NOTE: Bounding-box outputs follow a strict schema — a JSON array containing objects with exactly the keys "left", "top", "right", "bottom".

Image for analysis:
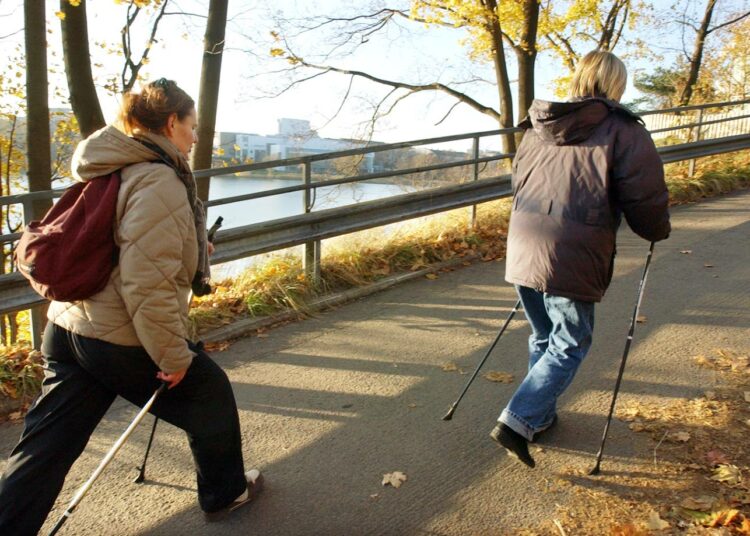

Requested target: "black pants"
[{"left": 0, "top": 323, "right": 247, "bottom": 536}]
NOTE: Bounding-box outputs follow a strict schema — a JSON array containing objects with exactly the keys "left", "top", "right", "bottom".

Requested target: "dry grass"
[{"left": 518, "top": 348, "right": 750, "bottom": 535}]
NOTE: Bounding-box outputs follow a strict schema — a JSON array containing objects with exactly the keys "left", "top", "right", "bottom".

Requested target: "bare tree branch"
[
  {"left": 291, "top": 58, "right": 501, "bottom": 122},
  {"left": 315, "top": 74, "right": 355, "bottom": 131},
  {"left": 0, "top": 28, "right": 22, "bottom": 39},
  {"left": 434, "top": 100, "right": 462, "bottom": 126},
  {"left": 707, "top": 10, "right": 750, "bottom": 34},
  {"left": 121, "top": 0, "right": 169, "bottom": 93}
]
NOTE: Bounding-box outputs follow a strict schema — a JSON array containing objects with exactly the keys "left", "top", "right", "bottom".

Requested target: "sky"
[{"left": 1, "top": 0, "right": 747, "bottom": 152}]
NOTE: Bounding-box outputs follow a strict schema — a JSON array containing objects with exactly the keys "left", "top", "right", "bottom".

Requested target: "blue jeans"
[{"left": 498, "top": 286, "right": 595, "bottom": 441}]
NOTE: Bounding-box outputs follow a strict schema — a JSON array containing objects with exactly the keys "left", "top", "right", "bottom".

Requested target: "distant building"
[{"left": 213, "top": 118, "right": 375, "bottom": 173}]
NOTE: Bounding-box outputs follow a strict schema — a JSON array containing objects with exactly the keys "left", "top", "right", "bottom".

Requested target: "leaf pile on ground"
[
  {"left": 517, "top": 347, "right": 750, "bottom": 535},
  {"left": 0, "top": 342, "right": 44, "bottom": 416}
]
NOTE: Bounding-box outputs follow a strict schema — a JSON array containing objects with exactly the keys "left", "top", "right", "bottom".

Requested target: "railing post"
[
  {"left": 302, "top": 161, "right": 321, "bottom": 286},
  {"left": 688, "top": 108, "right": 704, "bottom": 178},
  {"left": 471, "top": 136, "right": 479, "bottom": 229},
  {"left": 22, "top": 198, "right": 46, "bottom": 349}
]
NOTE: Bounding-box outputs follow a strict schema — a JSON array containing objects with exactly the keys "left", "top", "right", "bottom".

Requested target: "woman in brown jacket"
[
  {"left": 489, "top": 52, "right": 671, "bottom": 467},
  {"left": 0, "top": 79, "right": 262, "bottom": 535}
]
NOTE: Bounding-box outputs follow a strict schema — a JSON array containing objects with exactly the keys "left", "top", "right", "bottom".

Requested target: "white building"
[{"left": 213, "top": 118, "right": 375, "bottom": 173}]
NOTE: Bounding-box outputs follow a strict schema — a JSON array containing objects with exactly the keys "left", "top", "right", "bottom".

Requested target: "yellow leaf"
[
  {"left": 669, "top": 431, "right": 691, "bottom": 442},
  {"left": 636, "top": 315, "right": 647, "bottom": 323},
  {"left": 55, "top": 11, "right": 66, "bottom": 20},
  {"left": 645, "top": 511, "right": 670, "bottom": 530},
  {"left": 441, "top": 362, "right": 459, "bottom": 372},
  {"left": 382, "top": 471, "right": 407, "bottom": 488},
  {"left": 270, "top": 47, "right": 285, "bottom": 57},
  {"left": 484, "top": 371, "right": 514, "bottom": 383},
  {"left": 425, "top": 273, "right": 438, "bottom": 280},
  {"left": 711, "top": 464, "right": 742, "bottom": 485}
]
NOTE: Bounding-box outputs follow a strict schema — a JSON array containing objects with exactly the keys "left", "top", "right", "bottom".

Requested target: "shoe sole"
[
  {"left": 205, "top": 473, "right": 264, "bottom": 522},
  {"left": 491, "top": 430, "right": 536, "bottom": 468}
]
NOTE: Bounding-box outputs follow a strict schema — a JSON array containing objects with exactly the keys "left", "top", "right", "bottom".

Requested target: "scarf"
[{"left": 136, "top": 134, "right": 212, "bottom": 297}]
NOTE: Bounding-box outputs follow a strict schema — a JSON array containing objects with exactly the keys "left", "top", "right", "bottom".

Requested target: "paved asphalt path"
[{"left": 1, "top": 189, "right": 749, "bottom": 536}]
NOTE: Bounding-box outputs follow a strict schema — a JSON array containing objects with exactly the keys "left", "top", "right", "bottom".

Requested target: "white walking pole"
[{"left": 47, "top": 383, "right": 166, "bottom": 535}]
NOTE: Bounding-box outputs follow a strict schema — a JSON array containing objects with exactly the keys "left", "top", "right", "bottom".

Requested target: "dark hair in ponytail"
[{"left": 118, "top": 78, "right": 195, "bottom": 135}]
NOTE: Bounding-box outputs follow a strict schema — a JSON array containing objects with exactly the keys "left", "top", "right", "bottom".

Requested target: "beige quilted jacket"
[{"left": 48, "top": 126, "right": 198, "bottom": 373}]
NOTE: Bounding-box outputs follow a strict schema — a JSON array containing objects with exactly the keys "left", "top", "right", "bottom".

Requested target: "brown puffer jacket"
[
  {"left": 48, "top": 126, "right": 198, "bottom": 373},
  {"left": 504, "top": 98, "right": 671, "bottom": 302}
]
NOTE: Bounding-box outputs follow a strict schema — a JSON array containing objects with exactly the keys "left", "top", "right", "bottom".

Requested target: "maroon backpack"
[{"left": 15, "top": 172, "right": 121, "bottom": 302}]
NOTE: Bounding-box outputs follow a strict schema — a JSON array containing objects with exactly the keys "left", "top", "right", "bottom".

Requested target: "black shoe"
[
  {"left": 490, "top": 424, "right": 535, "bottom": 468},
  {"left": 530, "top": 414, "right": 558, "bottom": 444}
]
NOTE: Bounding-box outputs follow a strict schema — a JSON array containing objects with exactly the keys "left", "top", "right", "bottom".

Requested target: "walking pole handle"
[
  {"left": 47, "top": 383, "right": 167, "bottom": 536},
  {"left": 207, "top": 216, "right": 223, "bottom": 242}
]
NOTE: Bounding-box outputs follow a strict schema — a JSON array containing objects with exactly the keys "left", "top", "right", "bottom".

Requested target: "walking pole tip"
[{"left": 442, "top": 406, "right": 456, "bottom": 421}]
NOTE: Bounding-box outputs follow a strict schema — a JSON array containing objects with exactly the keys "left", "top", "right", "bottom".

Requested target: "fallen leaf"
[
  {"left": 706, "top": 449, "right": 731, "bottom": 466},
  {"left": 204, "top": 341, "right": 231, "bottom": 352},
  {"left": 407, "top": 403, "right": 419, "bottom": 409},
  {"left": 711, "top": 464, "right": 742, "bottom": 486},
  {"left": 740, "top": 518, "right": 750, "bottom": 534},
  {"left": 709, "top": 509, "right": 741, "bottom": 528},
  {"left": 462, "top": 261, "right": 472, "bottom": 266},
  {"left": 369, "top": 493, "right": 379, "bottom": 500},
  {"left": 611, "top": 524, "right": 649, "bottom": 536},
  {"left": 382, "top": 471, "right": 407, "bottom": 488},
  {"left": 746, "top": 419, "right": 750, "bottom": 428},
  {"left": 636, "top": 315, "right": 647, "bottom": 323},
  {"left": 7, "top": 411, "right": 23, "bottom": 421},
  {"left": 425, "top": 273, "right": 439, "bottom": 280},
  {"left": 483, "top": 371, "right": 514, "bottom": 383},
  {"left": 680, "top": 496, "right": 715, "bottom": 511},
  {"left": 669, "top": 431, "right": 691, "bottom": 442},
  {"left": 704, "top": 263, "right": 714, "bottom": 268},
  {"left": 256, "top": 333, "right": 269, "bottom": 338},
  {"left": 704, "top": 390, "right": 716, "bottom": 400},
  {"left": 646, "top": 511, "right": 670, "bottom": 530},
  {"left": 441, "top": 362, "right": 459, "bottom": 372},
  {"left": 744, "top": 391, "right": 750, "bottom": 403},
  {"left": 680, "top": 250, "right": 692, "bottom": 254}
]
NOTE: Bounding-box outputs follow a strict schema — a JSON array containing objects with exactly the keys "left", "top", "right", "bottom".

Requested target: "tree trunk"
[
  {"left": 515, "top": 0, "right": 539, "bottom": 123},
  {"left": 24, "top": 0, "right": 52, "bottom": 219},
  {"left": 60, "top": 0, "right": 105, "bottom": 138},
  {"left": 190, "top": 0, "right": 228, "bottom": 202},
  {"left": 678, "top": 0, "right": 717, "bottom": 106},
  {"left": 484, "top": 0, "right": 515, "bottom": 153}
]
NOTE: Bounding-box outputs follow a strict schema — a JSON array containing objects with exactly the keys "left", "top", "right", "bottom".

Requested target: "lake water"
[
  {"left": 206, "top": 175, "right": 414, "bottom": 276},
  {"left": 206, "top": 175, "right": 412, "bottom": 230}
]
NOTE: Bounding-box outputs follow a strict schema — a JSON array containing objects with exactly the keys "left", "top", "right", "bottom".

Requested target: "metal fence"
[{"left": 2, "top": 99, "right": 750, "bottom": 347}]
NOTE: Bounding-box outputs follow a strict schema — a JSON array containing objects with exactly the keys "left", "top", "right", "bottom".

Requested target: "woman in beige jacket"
[{"left": 0, "top": 79, "right": 262, "bottom": 535}]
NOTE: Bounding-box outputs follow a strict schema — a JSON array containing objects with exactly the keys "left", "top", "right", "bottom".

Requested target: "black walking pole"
[
  {"left": 443, "top": 299, "right": 522, "bottom": 421},
  {"left": 589, "top": 241, "right": 655, "bottom": 475},
  {"left": 48, "top": 384, "right": 167, "bottom": 536},
  {"left": 132, "top": 417, "right": 158, "bottom": 484},
  {"left": 133, "top": 216, "right": 223, "bottom": 484}
]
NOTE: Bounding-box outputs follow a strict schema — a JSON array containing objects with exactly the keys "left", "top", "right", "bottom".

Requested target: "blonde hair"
[
  {"left": 117, "top": 78, "right": 194, "bottom": 135},
  {"left": 569, "top": 51, "right": 627, "bottom": 102}
]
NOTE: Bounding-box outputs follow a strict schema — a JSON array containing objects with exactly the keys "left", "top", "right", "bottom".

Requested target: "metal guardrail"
[{"left": 2, "top": 100, "right": 750, "bottom": 342}]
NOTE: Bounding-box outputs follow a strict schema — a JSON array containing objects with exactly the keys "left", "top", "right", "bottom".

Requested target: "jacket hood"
[
  {"left": 519, "top": 98, "right": 641, "bottom": 145},
  {"left": 71, "top": 125, "right": 182, "bottom": 182}
]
